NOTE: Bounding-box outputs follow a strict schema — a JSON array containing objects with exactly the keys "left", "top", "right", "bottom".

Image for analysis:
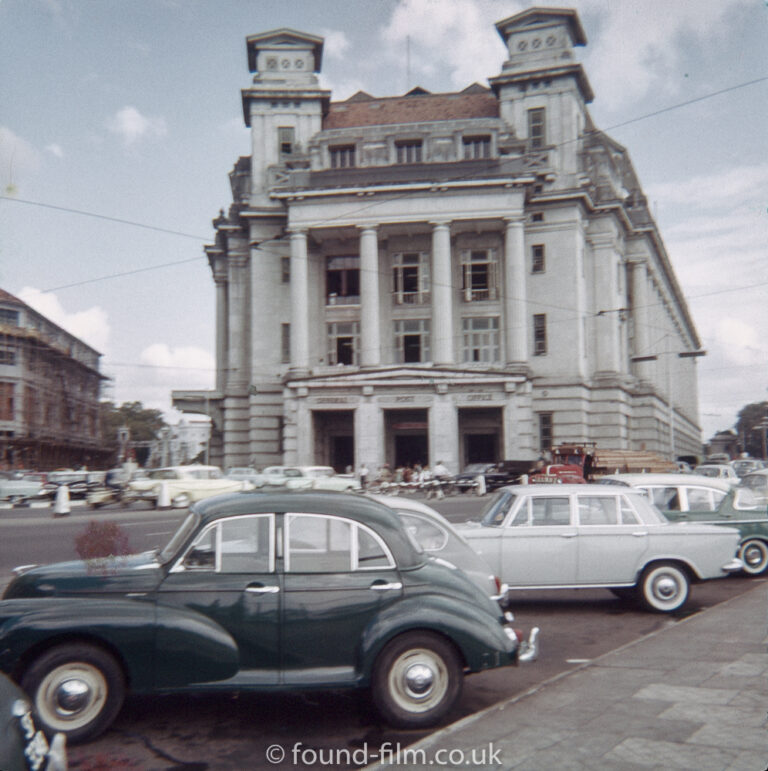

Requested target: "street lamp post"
[{"left": 631, "top": 349, "right": 706, "bottom": 460}]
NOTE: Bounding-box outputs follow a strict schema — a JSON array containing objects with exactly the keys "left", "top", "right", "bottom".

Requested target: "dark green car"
[{"left": 0, "top": 491, "right": 536, "bottom": 744}]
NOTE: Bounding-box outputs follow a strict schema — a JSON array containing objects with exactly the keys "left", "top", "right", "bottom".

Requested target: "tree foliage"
[
  {"left": 735, "top": 401, "right": 768, "bottom": 458},
  {"left": 99, "top": 401, "right": 167, "bottom": 445}
]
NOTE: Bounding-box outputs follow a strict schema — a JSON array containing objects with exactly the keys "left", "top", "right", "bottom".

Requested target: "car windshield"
[
  {"left": 479, "top": 491, "right": 517, "bottom": 526},
  {"left": 158, "top": 512, "right": 201, "bottom": 564}
]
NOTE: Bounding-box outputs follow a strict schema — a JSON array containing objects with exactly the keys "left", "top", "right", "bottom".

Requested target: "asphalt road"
[{"left": 0, "top": 495, "right": 761, "bottom": 770}]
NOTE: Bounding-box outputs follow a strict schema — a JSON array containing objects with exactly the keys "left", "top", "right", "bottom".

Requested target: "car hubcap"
[
  {"left": 655, "top": 576, "right": 678, "bottom": 600},
  {"left": 404, "top": 663, "right": 434, "bottom": 697},
  {"left": 743, "top": 543, "right": 766, "bottom": 569},
  {"left": 388, "top": 648, "right": 448, "bottom": 713},
  {"left": 36, "top": 663, "right": 108, "bottom": 730}
]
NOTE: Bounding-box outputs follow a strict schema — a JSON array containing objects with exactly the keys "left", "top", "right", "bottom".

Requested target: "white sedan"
[
  {"left": 259, "top": 465, "right": 360, "bottom": 492},
  {"left": 126, "top": 465, "right": 252, "bottom": 507},
  {"left": 457, "top": 484, "right": 742, "bottom": 613}
]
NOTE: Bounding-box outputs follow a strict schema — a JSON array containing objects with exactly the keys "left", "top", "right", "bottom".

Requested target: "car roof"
[
  {"left": 498, "top": 483, "right": 647, "bottom": 496},
  {"left": 600, "top": 473, "right": 731, "bottom": 490},
  {"left": 191, "top": 490, "right": 423, "bottom": 568}
]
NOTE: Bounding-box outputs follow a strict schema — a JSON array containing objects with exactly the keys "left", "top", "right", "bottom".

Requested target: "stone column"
[
  {"left": 431, "top": 221, "right": 454, "bottom": 365},
  {"left": 226, "top": 254, "right": 248, "bottom": 389},
  {"left": 504, "top": 217, "right": 527, "bottom": 364},
  {"left": 631, "top": 260, "right": 653, "bottom": 382},
  {"left": 592, "top": 233, "right": 621, "bottom": 374},
  {"left": 213, "top": 266, "right": 228, "bottom": 392},
  {"left": 429, "top": 396, "right": 459, "bottom": 472},
  {"left": 289, "top": 229, "right": 310, "bottom": 374},
  {"left": 359, "top": 226, "right": 381, "bottom": 367}
]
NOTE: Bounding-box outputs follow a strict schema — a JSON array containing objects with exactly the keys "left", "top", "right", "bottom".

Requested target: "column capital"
[
  {"left": 357, "top": 224, "right": 379, "bottom": 234},
  {"left": 503, "top": 214, "right": 526, "bottom": 227},
  {"left": 429, "top": 219, "right": 452, "bottom": 230}
]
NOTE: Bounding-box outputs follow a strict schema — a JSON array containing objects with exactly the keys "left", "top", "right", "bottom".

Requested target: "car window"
[
  {"left": 285, "top": 514, "right": 393, "bottom": 572},
  {"left": 480, "top": 491, "right": 516, "bottom": 526},
  {"left": 531, "top": 496, "right": 571, "bottom": 526},
  {"left": 643, "top": 486, "right": 680, "bottom": 511},
  {"left": 284, "top": 469, "right": 303, "bottom": 478},
  {"left": 743, "top": 475, "right": 767, "bottom": 490},
  {"left": 686, "top": 487, "right": 714, "bottom": 511},
  {"left": 619, "top": 496, "right": 641, "bottom": 524},
  {"left": 398, "top": 513, "right": 449, "bottom": 552},
  {"left": 577, "top": 496, "right": 618, "bottom": 525},
  {"left": 181, "top": 515, "right": 274, "bottom": 573}
]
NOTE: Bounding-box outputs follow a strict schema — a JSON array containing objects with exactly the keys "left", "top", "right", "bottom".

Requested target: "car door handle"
[
  {"left": 559, "top": 532, "right": 577, "bottom": 538},
  {"left": 369, "top": 581, "right": 403, "bottom": 591},
  {"left": 245, "top": 584, "right": 280, "bottom": 594},
  {"left": 632, "top": 531, "right": 648, "bottom": 537}
]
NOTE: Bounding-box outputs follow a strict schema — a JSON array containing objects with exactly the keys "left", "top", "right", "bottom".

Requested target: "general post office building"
[{"left": 173, "top": 7, "right": 704, "bottom": 473}]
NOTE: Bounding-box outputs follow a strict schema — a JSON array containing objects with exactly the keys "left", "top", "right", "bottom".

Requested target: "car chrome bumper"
[
  {"left": 518, "top": 627, "right": 540, "bottom": 663},
  {"left": 722, "top": 557, "right": 744, "bottom": 573}
]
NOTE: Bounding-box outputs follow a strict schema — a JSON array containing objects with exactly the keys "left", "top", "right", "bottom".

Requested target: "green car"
[{"left": 0, "top": 491, "right": 537, "bottom": 744}]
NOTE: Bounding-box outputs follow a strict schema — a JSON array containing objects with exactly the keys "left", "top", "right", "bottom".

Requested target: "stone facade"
[{"left": 173, "top": 8, "right": 703, "bottom": 473}]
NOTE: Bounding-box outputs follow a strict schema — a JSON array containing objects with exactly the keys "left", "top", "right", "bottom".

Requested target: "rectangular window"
[
  {"left": 538, "top": 412, "right": 553, "bottom": 452},
  {"left": 461, "top": 317, "right": 500, "bottom": 363},
  {"left": 531, "top": 244, "right": 545, "bottom": 273},
  {"left": 463, "top": 135, "right": 491, "bottom": 160},
  {"left": 326, "top": 256, "right": 360, "bottom": 305},
  {"left": 327, "top": 322, "right": 360, "bottom": 366},
  {"left": 395, "top": 140, "right": 423, "bottom": 164},
  {"left": 278, "top": 126, "right": 295, "bottom": 158},
  {"left": 281, "top": 256, "right": 290, "bottom": 283},
  {"left": 281, "top": 323, "right": 290, "bottom": 364},
  {"left": 392, "top": 252, "right": 430, "bottom": 305},
  {"left": 0, "top": 309, "right": 20, "bottom": 325},
  {"left": 461, "top": 249, "right": 498, "bottom": 301},
  {"left": 394, "top": 319, "right": 431, "bottom": 363},
  {"left": 329, "top": 144, "right": 356, "bottom": 168},
  {"left": 528, "top": 108, "right": 546, "bottom": 150},
  {"left": 0, "top": 382, "right": 14, "bottom": 421},
  {"left": 0, "top": 346, "right": 16, "bottom": 366},
  {"left": 533, "top": 313, "right": 547, "bottom": 355}
]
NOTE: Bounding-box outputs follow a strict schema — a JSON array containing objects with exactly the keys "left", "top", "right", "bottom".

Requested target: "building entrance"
[
  {"left": 312, "top": 410, "right": 354, "bottom": 472},
  {"left": 459, "top": 407, "right": 502, "bottom": 466},
  {"left": 385, "top": 409, "right": 429, "bottom": 469}
]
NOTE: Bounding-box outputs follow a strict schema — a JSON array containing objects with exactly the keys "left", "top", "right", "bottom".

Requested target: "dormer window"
[
  {"left": 330, "top": 145, "right": 356, "bottom": 169},
  {"left": 463, "top": 136, "right": 491, "bottom": 160},
  {"left": 395, "top": 140, "right": 422, "bottom": 164}
]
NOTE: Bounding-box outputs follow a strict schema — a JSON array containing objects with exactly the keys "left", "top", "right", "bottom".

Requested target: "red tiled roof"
[{"left": 323, "top": 87, "right": 499, "bottom": 129}]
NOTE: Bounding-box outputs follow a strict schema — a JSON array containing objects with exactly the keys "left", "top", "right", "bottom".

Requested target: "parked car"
[
  {"left": 125, "top": 464, "right": 251, "bottom": 507},
  {"left": 692, "top": 464, "right": 739, "bottom": 483},
  {"left": 258, "top": 465, "right": 360, "bottom": 492},
  {"left": 598, "top": 473, "right": 768, "bottom": 576},
  {"left": 225, "top": 466, "right": 262, "bottom": 484},
  {"left": 368, "top": 495, "right": 515, "bottom": 608},
  {"left": 0, "top": 491, "right": 535, "bottom": 743},
  {"left": 453, "top": 461, "right": 532, "bottom": 492},
  {"left": 457, "top": 484, "right": 742, "bottom": 613},
  {"left": 739, "top": 469, "right": 768, "bottom": 506},
  {"left": 42, "top": 470, "right": 92, "bottom": 499},
  {"left": 731, "top": 458, "right": 765, "bottom": 480},
  {"left": 0, "top": 672, "right": 67, "bottom": 771},
  {"left": 0, "top": 471, "right": 46, "bottom": 503}
]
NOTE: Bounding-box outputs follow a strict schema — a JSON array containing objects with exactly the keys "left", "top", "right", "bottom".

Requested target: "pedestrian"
[{"left": 359, "top": 463, "right": 369, "bottom": 489}]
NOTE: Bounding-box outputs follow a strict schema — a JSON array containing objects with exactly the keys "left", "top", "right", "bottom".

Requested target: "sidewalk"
[{"left": 368, "top": 581, "right": 768, "bottom": 771}]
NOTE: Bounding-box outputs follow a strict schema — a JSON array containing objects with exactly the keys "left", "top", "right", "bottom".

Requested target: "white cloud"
[
  {"left": 45, "top": 143, "right": 64, "bottom": 158},
  {"left": 321, "top": 28, "right": 351, "bottom": 60},
  {"left": 107, "top": 106, "right": 167, "bottom": 146},
  {"left": 17, "top": 287, "right": 110, "bottom": 353}
]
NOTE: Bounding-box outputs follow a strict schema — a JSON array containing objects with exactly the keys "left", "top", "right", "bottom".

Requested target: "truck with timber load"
[{"left": 528, "top": 443, "right": 677, "bottom": 484}]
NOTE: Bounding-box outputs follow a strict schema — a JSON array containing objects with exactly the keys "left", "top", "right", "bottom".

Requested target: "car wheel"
[
  {"left": 739, "top": 539, "right": 768, "bottom": 576},
  {"left": 638, "top": 562, "right": 690, "bottom": 613},
  {"left": 21, "top": 643, "right": 125, "bottom": 744},
  {"left": 372, "top": 632, "right": 462, "bottom": 728}
]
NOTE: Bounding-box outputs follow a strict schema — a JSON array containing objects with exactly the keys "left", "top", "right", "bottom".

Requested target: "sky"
[{"left": 0, "top": 0, "right": 766, "bottom": 445}]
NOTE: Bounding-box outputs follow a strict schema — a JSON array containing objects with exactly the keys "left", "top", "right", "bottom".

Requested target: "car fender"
[
  {"left": 0, "top": 597, "right": 239, "bottom": 692},
  {"left": 357, "top": 594, "right": 515, "bottom": 683}
]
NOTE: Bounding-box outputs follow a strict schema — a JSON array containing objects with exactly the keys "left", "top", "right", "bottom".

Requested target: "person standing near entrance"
[{"left": 359, "top": 463, "right": 369, "bottom": 489}]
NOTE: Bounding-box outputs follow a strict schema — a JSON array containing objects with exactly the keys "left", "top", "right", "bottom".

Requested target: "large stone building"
[
  {"left": 0, "top": 289, "right": 109, "bottom": 469},
  {"left": 174, "top": 7, "right": 704, "bottom": 473}
]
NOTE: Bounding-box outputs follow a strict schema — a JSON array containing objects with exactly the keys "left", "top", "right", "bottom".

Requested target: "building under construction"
[{"left": 0, "top": 289, "right": 112, "bottom": 470}]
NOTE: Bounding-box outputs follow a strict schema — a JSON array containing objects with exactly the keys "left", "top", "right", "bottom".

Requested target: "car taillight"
[
  {"left": 513, "top": 628, "right": 525, "bottom": 643},
  {"left": 494, "top": 576, "right": 502, "bottom": 593}
]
